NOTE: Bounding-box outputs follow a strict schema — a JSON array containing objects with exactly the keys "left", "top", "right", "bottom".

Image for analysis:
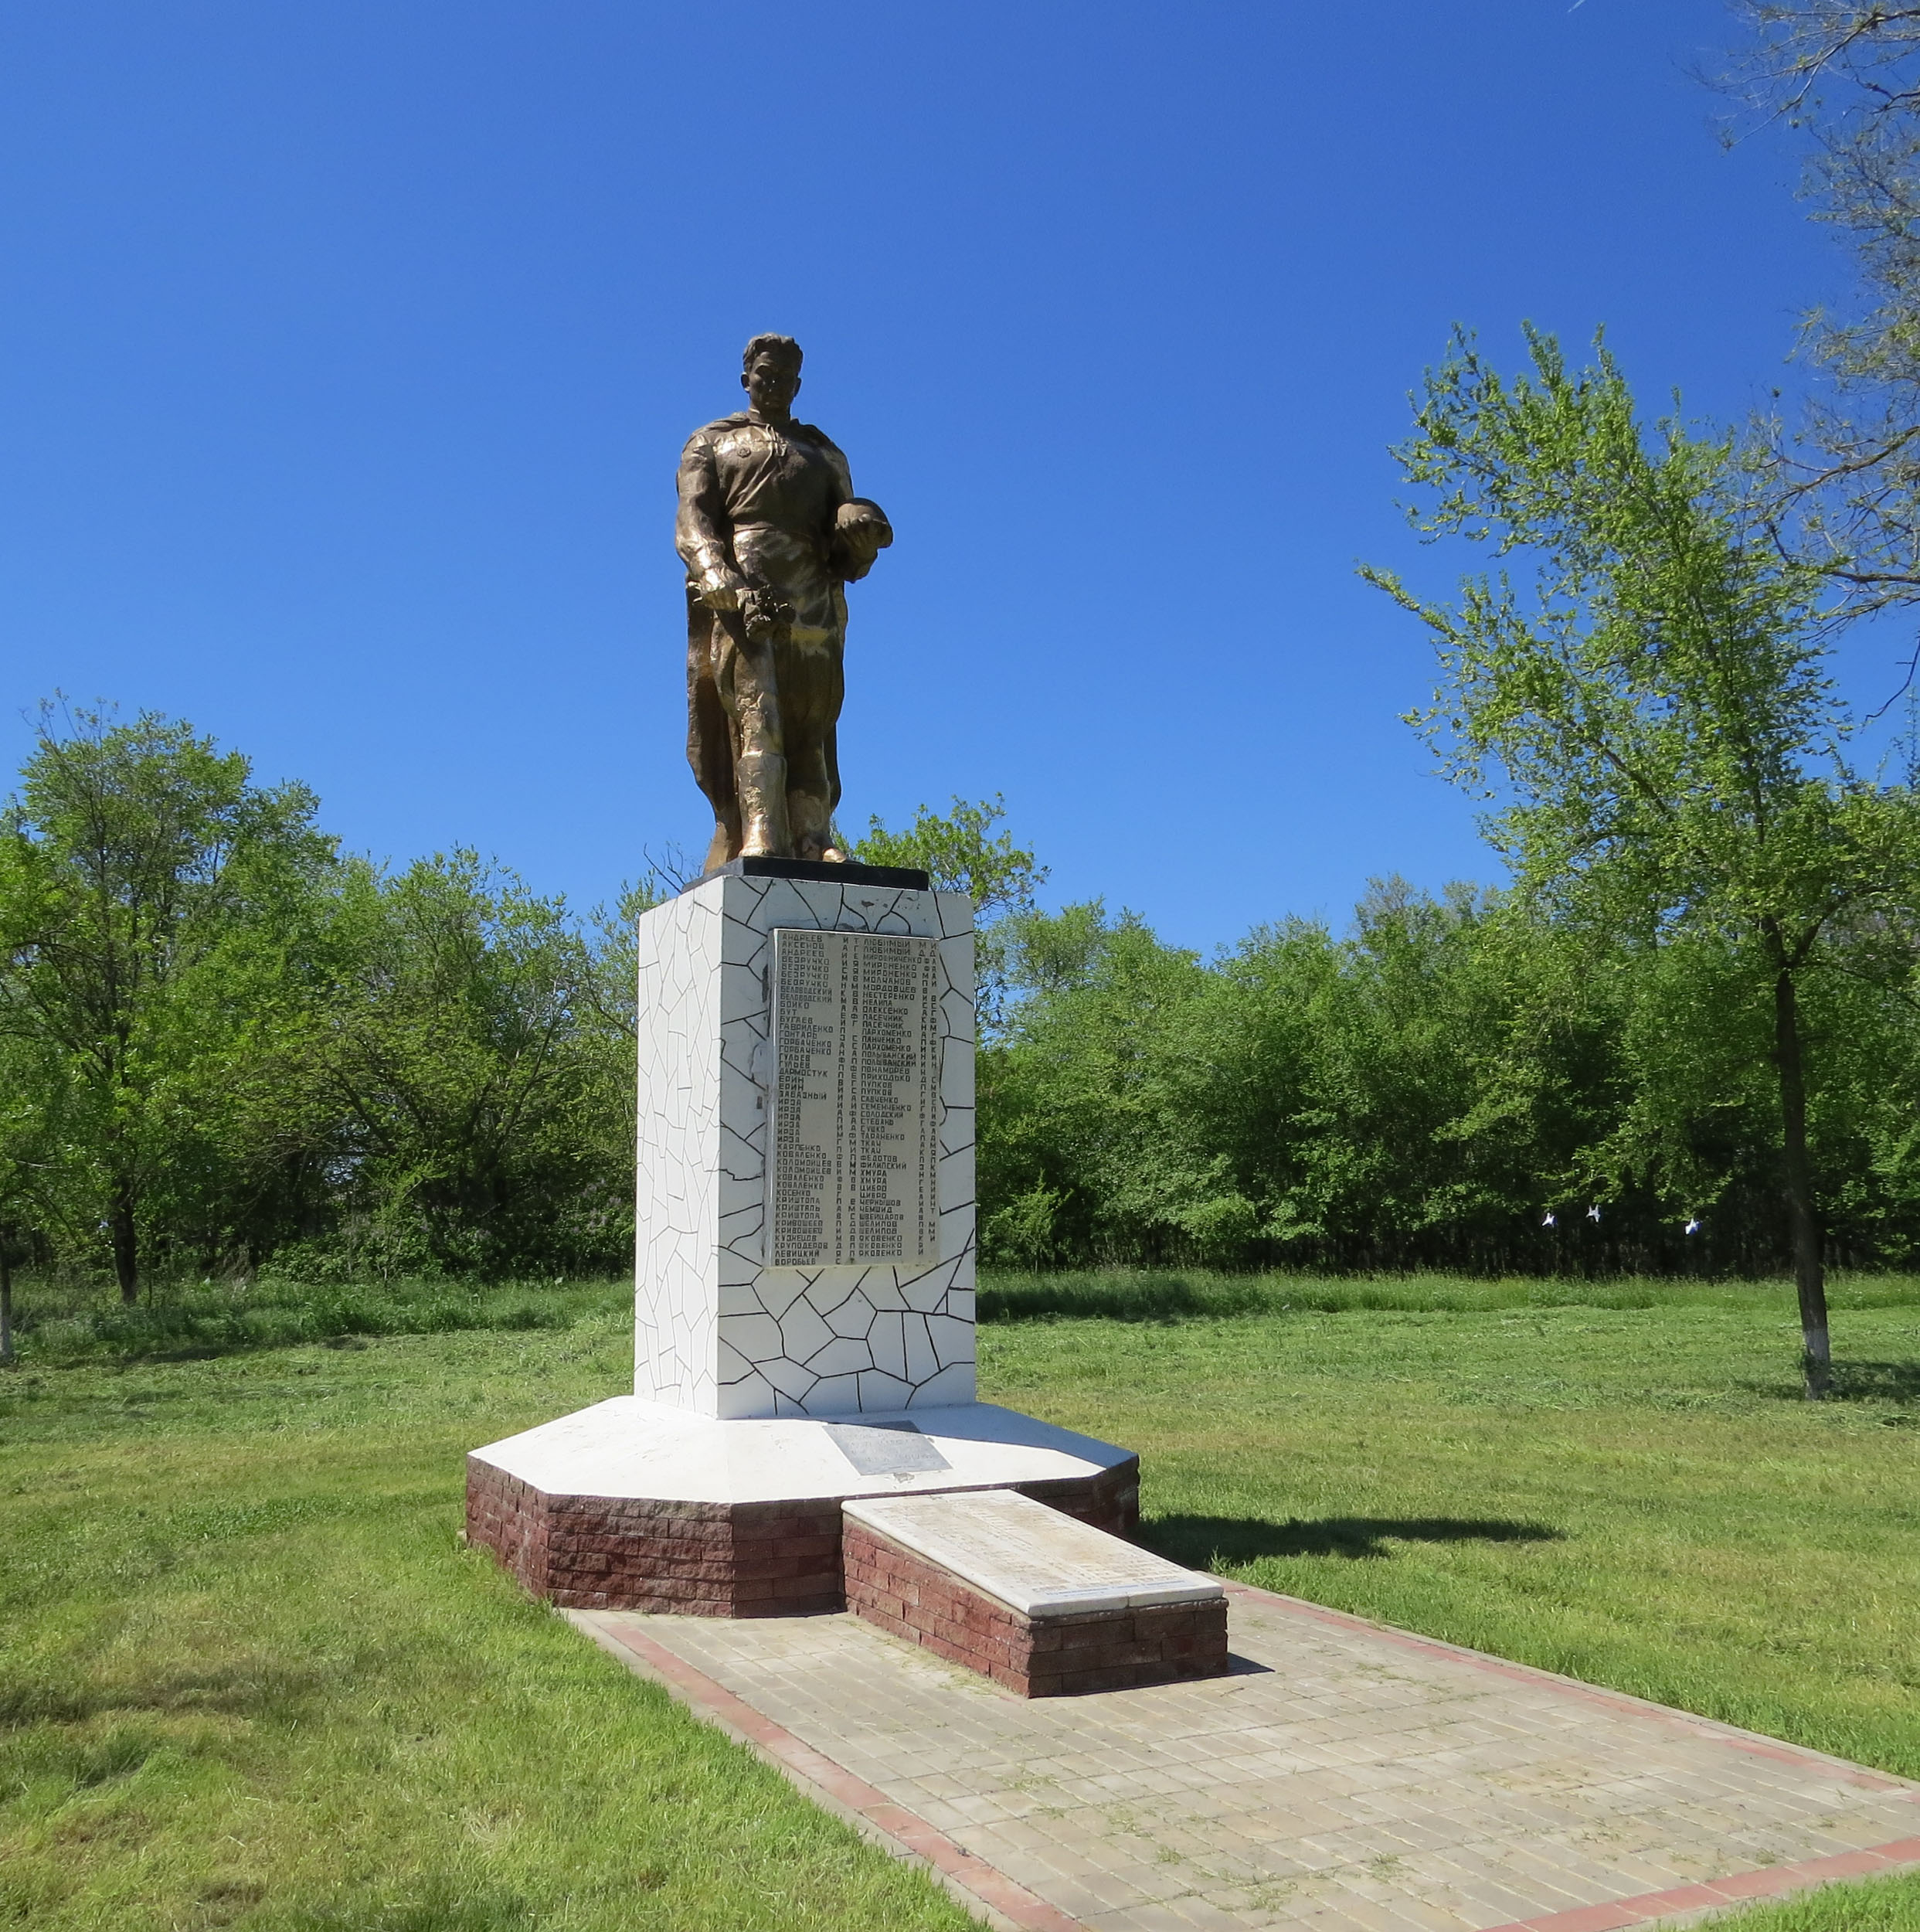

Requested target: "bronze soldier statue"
[{"left": 676, "top": 335, "right": 892, "bottom": 872}]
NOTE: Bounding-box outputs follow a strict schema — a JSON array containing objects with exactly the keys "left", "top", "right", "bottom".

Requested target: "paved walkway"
[{"left": 571, "top": 1583, "right": 1920, "bottom": 1932}]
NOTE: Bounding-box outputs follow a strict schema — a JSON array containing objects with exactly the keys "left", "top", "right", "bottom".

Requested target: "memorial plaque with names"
[{"left": 768, "top": 928, "right": 943, "bottom": 1268}]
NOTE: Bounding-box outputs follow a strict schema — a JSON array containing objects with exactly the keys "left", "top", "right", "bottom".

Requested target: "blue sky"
[{"left": 0, "top": 1, "right": 1887, "bottom": 948}]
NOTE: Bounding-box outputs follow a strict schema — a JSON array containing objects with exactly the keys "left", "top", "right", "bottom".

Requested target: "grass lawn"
[
  {"left": 4, "top": 1268, "right": 1918, "bottom": 1928},
  {"left": 986, "top": 1272, "right": 1920, "bottom": 1930},
  {"left": 1, "top": 1306, "right": 975, "bottom": 1931}
]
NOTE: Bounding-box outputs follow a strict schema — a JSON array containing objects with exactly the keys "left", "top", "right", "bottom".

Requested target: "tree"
[
  {"left": 308, "top": 851, "right": 626, "bottom": 1277},
  {"left": 977, "top": 883, "right": 1640, "bottom": 1276},
  {"left": 1364, "top": 328, "right": 1920, "bottom": 1395},
  {"left": 0, "top": 1036, "right": 63, "bottom": 1363},
  {"left": 1217, "top": 883, "right": 1626, "bottom": 1275},
  {"left": 852, "top": 794, "right": 1045, "bottom": 915},
  {"left": 977, "top": 904, "right": 1219, "bottom": 1264},
  {"left": 855, "top": 796, "right": 1047, "bottom": 1033},
  {"left": 0, "top": 706, "right": 338, "bottom": 1300},
  {"left": 1728, "top": 6, "right": 1920, "bottom": 620}
]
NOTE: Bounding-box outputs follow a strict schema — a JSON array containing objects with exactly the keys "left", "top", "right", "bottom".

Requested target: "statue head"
[{"left": 741, "top": 334, "right": 803, "bottom": 418}]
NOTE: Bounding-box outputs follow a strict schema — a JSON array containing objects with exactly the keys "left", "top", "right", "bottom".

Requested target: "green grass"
[
  {"left": 984, "top": 1294, "right": 1920, "bottom": 1774},
  {"left": 979, "top": 1263, "right": 1920, "bottom": 1322},
  {"left": 0, "top": 1311, "right": 974, "bottom": 1930},
  {"left": 5, "top": 1268, "right": 1919, "bottom": 1927},
  {"left": 983, "top": 1277, "right": 1920, "bottom": 1930},
  {"left": 5, "top": 1270, "right": 633, "bottom": 1365},
  {"left": 15, "top": 1260, "right": 1917, "bottom": 1365},
  {"left": 1697, "top": 1878, "right": 1920, "bottom": 1930}
]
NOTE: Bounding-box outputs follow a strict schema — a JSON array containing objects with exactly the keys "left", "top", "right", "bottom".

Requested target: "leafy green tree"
[
  {"left": 1728, "top": 5, "right": 1920, "bottom": 615},
  {"left": 978, "top": 883, "right": 1640, "bottom": 1276},
  {"left": 1365, "top": 328, "right": 1920, "bottom": 1392},
  {"left": 978, "top": 906, "right": 1218, "bottom": 1263},
  {"left": 305, "top": 851, "right": 627, "bottom": 1277},
  {"left": 568, "top": 873, "right": 672, "bottom": 1210},
  {"left": 853, "top": 794, "right": 1045, "bottom": 914},
  {"left": 855, "top": 796, "right": 1048, "bottom": 1035},
  {"left": 0, "top": 707, "right": 337, "bottom": 1299},
  {"left": 0, "top": 1034, "right": 65, "bottom": 1363},
  {"left": 1218, "top": 883, "right": 1623, "bottom": 1273}
]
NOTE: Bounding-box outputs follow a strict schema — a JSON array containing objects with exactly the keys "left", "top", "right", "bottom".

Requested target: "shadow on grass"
[
  {"left": 980, "top": 1268, "right": 1920, "bottom": 1324},
  {"left": 0, "top": 1659, "right": 338, "bottom": 1729},
  {"left": 1742, "top": 1359, "right": 1920, "bottom": 1406},
  {"left": 980, "top": 1275, "right": 1270, "bottom": 1323},
  {"left": 1830, "top": 1360, "right": 1920, "bottom": 1405},
  {"left": 1142, "top": 1513, "right": 1565, "bottom": 1566},
  {"left": 978, "top": 1270, "right": 1676, "bottom": 1322},
  {"left": 260, "top": 1879, "right": 539, "bottom": 1932}
]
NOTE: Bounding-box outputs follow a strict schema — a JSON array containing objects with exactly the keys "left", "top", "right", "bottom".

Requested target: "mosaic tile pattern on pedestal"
[{"left": 634, "top": 873, "right": 975, "bottom": 1419}]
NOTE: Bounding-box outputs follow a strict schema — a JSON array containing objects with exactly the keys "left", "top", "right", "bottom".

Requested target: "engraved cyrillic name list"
[{"left": 769, "top": 929, "right": 941, "bottom": 1268}]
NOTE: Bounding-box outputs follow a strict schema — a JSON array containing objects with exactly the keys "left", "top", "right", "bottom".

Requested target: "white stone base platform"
[{"left": 465, "top": 1397, "right": 1140, "bottom": 1616}]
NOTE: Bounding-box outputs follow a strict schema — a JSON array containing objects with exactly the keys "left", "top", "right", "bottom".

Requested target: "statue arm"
[
  {"left": 814, "top": 435, "right": 892, "bottom": 583},
  {"left": 821, "top": 440, "right": 855, "bottom": 508},
  {"left": 675, "top": 432, "right": 746, "bottom": 608}
]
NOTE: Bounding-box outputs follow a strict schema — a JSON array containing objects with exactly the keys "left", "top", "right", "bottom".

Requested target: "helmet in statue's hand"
[{"left": 831, "top": 498, "right": 893, "bottom": 580}]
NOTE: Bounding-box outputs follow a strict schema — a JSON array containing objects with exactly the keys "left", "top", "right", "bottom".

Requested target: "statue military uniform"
[{"left": 675, "top": 335, "right": 891, "bottom": 872}]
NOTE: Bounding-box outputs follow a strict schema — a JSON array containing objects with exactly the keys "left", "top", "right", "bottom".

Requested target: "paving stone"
[{"left": 578, "top": 1583, "right": 1920, "bottom": 1930}]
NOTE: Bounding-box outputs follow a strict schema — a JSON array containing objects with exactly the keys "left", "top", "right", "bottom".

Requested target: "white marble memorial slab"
[
  {"left": 769, "top": 929, "right": 941, "bottom": 1269},
  {"left": 843, "top": 1487, "right": 1222, "bottom": 1617}
]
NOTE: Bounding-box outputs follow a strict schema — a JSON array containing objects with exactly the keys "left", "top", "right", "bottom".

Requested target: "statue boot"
[{"left": 733, "top": 750, "right": 791, "bottom": 858}]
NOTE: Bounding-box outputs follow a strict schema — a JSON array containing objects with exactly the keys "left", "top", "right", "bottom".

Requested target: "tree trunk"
[
  {"left": 111, "top": 1192, "right": 139, "bottom": 1305},
  {"left": 0, "top": 1250, "right": 12, "bottom": 1366},
  {"left": 1772, "top": 960, "right": 1830, "bottom": 1399}
]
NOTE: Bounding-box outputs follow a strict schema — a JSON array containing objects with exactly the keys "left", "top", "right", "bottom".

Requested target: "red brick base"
[
  {"left": 842, "top": 1516, "right": 1228, "bottom": 1696},
  {"left": 464, "top": 1459, "right": 843, "bottom": 1615},
  {"left": 464, "top": 1455, "right": 1141, "bottom": 1619},
  {"left": 1016, "top": 1460, "right": 1140, "bottom": 1539}
]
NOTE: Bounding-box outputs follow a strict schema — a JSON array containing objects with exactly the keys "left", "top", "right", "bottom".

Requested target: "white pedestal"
[{"left": 634, "top": 870, "right": 977, "bottom": 1418}]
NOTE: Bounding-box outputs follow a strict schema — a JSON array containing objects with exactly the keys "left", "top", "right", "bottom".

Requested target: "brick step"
[{"left": 842, "top": 1487, "right": 1228, "bottom": 1696}]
